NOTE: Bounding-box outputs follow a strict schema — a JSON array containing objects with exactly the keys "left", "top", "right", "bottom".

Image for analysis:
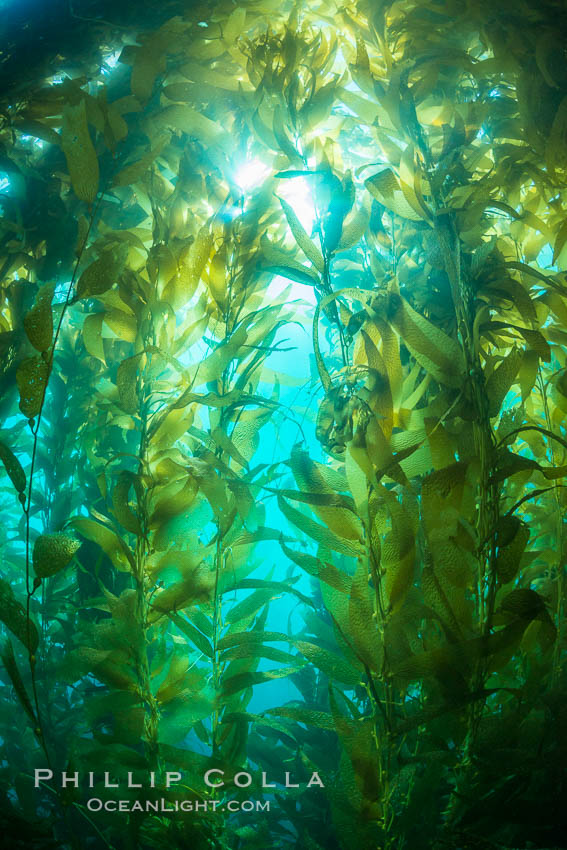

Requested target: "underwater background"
[{"left": 0, "top": 0, "right": 566, "bottom": 847}]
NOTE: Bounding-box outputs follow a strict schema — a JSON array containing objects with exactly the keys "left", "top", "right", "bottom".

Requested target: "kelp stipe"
[{"left": 0, "top": 0, "right": 566, "bottom": 848}]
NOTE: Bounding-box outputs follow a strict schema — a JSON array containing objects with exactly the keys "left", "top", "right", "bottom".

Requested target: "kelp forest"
[{"left": 0, "top": 0, "right": 566, "bottom": 848}]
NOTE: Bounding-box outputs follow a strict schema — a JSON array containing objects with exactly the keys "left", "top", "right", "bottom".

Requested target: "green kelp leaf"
[
  {"left": 337, "top": 206, "right": 370, "bottom": 252},
  {"left": 23, "top": 283, "right": 55, "bottom": 353},
  {"left": 385, "top": 293, "right": 465, "bottom": 388},
  {"left": 382, "top": 496, "right": 416, "bottom": 613},
  {"left": 222, "top": 644, "right": 298, "bottom": 665},
  {"left": 32, "top": 532, "right": 81, "bottom": 578},
  {"left": 485, "top": 348, "right": 523, "bottom": 417},
  {"left": 0, "top": 440, "right": 26, "bottom": 494},
  {"left": 294, "top": 640, "right": 361, "bottom": 686},
  {"left": 116, "top": 354, "right": 142, "bottom": 414},
  {"left": 278, "top": 197, "right": 324, "bottom": 272},
  {"left": 17, "top": 356, "right": 50, "bottom": 419},
  {"left": 61, "top": 99, "right": 99, "bottom": 204},
  {"left": 76, "top": 248, "right": 125, "bottom": 299},
  {"left": 211, "top": 427, "right": 249, "bottom": 468},
  {"left": 421, "top": 461, "right": 471, "bottom": 536},
  {"left": 169, "top": 613, "right": 213, "bottom": 658},
  {"left": 112, "top": 471, "right": 141, "bottom": 534},
  {"left": 225, "top": 589, "right": 282, "bottom": 624},
  {"left": 14, "top": 119, "right": 61, "bottom": 147},
  {"left": 278, "top": 494, "right": 363, "bottom": 557},
  {"left": 393, "top": 623, "right": 525, "bottom": 684},
  {"left": 492, "top": 449, "right": 567, "bottom": 483},
  {"left": 499, "top": 588, "right": 547, "bottom": 620},
  {"left": 365, "top": 169, "right": 423, "bottom": 221},
  {"left": 267, "top": 705, "right": 336, "bottom": 731},
  {"left": 131, "top": 47, "right": 163, "bottom": 103},
  {"left": 158, "top": 106, "right": 226, "bottom": 149},
  {"left": 289, "top": 446, "right": 363, "bottom": 541},
  {"left": 226, "top": 578, "right": 313, "bottom": 609},
  {"left": 82, "top": 313, "right": 105, "bottom": 361},
  {"left": 113, "top": 136, "right": 168, "bottom": 187},
  {"left": 348, "top": 560, "right": 382, "bottom": 672},
  {"left": 0, "top": 640, "right": 36, "bottom": 723},
  {"left": 263, "top": 264, "right": 321, "bottom": 287},
  {"left": 422, "top": 561, "right": 462, "bottom": 639},
  {"left": 156, "top": 655, "right": 207, "bottom": 705},
  {"left": 218, "top": 631, "right": 290, "bottom": 651},
  {"left": 329, "top": 688, "right": 381, "bottom": 807},
  {"left": 149, "top": 572, "right": 213, "bottom": 620},
  {"left": 0, "top": 580, "right": 38, "bottom": 653},
  {"left": 552, "top": 219, "right": 567, "bottom": 264},
  {"left": 69, "top": 646, "right": 137, "bottom": 692},
  {"left": 519, "top": 349, "right": 539, "bottom": 401},
  {"left": 159, "top": 693, "right": 213, "bottom": 744},
  {"left": 223, "top": 5, "right": 246, "bottom": 42},
  {"left": 68, "top": 517, "right": 135, "bottom": 572},
  {"left": 280, "top": 542, "right": 351, "bottom": 593},
  {"left": 222, "top": 711, "right": 297, "bottom": 745},
  {"left": 221, "top": 665, "right": 306, "bottom": 699},
  {"left": 495, "top": 516, "right": 530, "bottom": 584}
]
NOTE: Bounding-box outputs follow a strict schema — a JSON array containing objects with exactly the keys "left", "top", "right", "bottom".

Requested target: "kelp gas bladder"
[{"left": 0, "top": 0, "right": 565, "bottom": 848}]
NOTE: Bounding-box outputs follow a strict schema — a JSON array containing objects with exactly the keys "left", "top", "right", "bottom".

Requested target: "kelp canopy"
[{"left": 0, "top": 0, "right": 566, "bottom": 848}]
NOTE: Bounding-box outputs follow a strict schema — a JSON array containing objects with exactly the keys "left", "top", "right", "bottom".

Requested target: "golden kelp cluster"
[{"left": 0, "top": 0, "right": 566, "bottom": 847}]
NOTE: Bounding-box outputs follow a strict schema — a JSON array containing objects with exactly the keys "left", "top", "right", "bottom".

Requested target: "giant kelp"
[{"left": 0, "top": 0, "right": 566, "bottom": 848}]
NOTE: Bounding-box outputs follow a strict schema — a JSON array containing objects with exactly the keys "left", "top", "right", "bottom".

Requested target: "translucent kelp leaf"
[
  {"left": 61, "top": 99, "right": 99, "bottom": 204},
  {"left": 169, "top": 613, "right": 213, "bottom": 658},
  {"left": 421, "top": 462, "right": 470, "bottom": 536},
  {"left": 0, "top": 440, "right": 26, "bottom": 494},
  {"left": 76, "top": 248, "right": 124, "bottom": 299},
  {"left": 294, "top": 640, "right": 360, "bottom": 686},
  {"left": 112, "top": 136, "right": 168, "bottom": 187},
  {"left": 16, "top": 356, "right": 50, "bottom": 419},
  {"left": 0, "top": 640, "right": 36, "bottom": 723},
  {"left": 23, "top": 283, "right": 55, "bottom": 353},
  {"left": 280, "top": 541, "right": 350, "bottom": 593},
  {"left": 82, "top": 313, "right": 105, "bottom": 361},
  {"left": 385, "top": 292, "right": 465, "bottom": 388},
  {"left": 148, "top": 572, "right": 213, "bottom": 621},
  {"left": 348, "top": 560, "right": 382, "bottom": 672},
  {"left": 130, "top": 41, "right": 165, "bottom": 102},
  {"left": 278, "top": 493, "right": 363, "bottom": 557},
  {"left": 69, "top": 517, "right": 135, "bottom": 572},
  {"left": 422, "top": 562, "right": 462, "bottom": 638},
  {"left": 290, "top": 446, "right": 363, "bottom": 541},
  {"left": 116, "top": 354, "right": 142, "bottom": 414},
  {"left": 149, "top": 476, "right": 199, "bottom": 528},
  {"left": 267, "top": 705, "right": 335, "bottom": 731},
  {"left": 225, "top": 589, "right": 280, "bottom": 624},
  {"left": 103, "top": 309, "right": 137, "bottom": 343},
  {"left": 14, "top": 119, "right": 61, "bottom": 147},
  {"left": 221, "top": 665, "right": 306, "bottom": 700},
  {"left": 222, "top": 643, "right": 298, "bottom": 665},
  {"left": 382, "top": 497, "right": 416, "bottom": 613},
  {"left": 485, "top": 347, "right": 523, "bottom": 417},
  {"left": 223, "top": 6, "right": 246, "bottom": 43},
  {"left": 112, "top": 472, "right": 141, "bottom": 535},
  {"left": 0, "top": 579, "right": 38, "bottom": 653},
  {"left": 157, "top": 106, "right": 226, "bottom": 149},
  {"left": 263, "top": 264, "right": 320, "bottom": 287},
  {"left": 337, "top": 206, "right": 369, "bottom": 252},
  {"left": 218, "top": 631, "right": 290, "bottom": 651},
  {"left": 495, "top": 517, "right": 530, "bottom": 583},
  {"left": 365, "top": 169, "right": 423, "bottom": 221},
  {"left": 278, "top": 196, "right": 324, "bottom": 271},
  {"left": 70, "top": 646, "right": 137, "bottom": 692},
  {"left": 32, "top": 532, "right": 81, "bottom": 578}
]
